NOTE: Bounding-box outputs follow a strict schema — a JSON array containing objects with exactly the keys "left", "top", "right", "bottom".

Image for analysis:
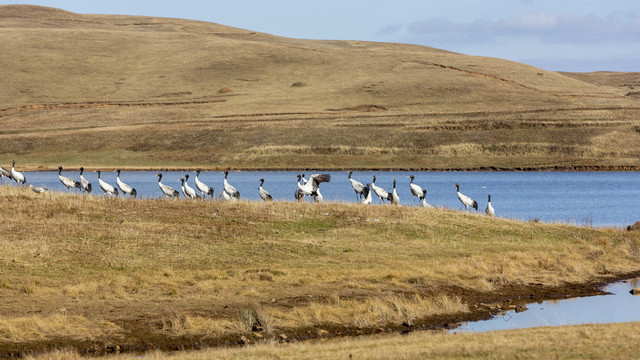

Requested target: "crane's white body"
[
  {"left": 58, "top": 167, "right": 81, "bottom": 191},
  {"left": 455, "top": 184, "right": 477, "bottom": 211},
  {"left": 29, "top": 185, "right": 48, "bottom": 194},
  {"left": 370, "top": 176, "right": 391, "bottom": 204},
  {"left": 157, "top": 173, "right": 179, "bottom": 198},
  {"left": 10, "top": 161, "right": 25, "bottom": 185},
  {"left": 390, "top": 180, "right": 400, "bottom": 205},
  {"left": 360, "top": 184, "right": 372, "bottom": 205},
  {"left": 116, "top": 169, "right": 136, "bottom": 198},
  {"left": 79, "top": 167, "right": 92, "bottom": 193},
  {"left": 348, "top": 171, "right": 366, "bottom": 200},
  {"left": 297, "top": 173, "right": 331, "bottom": 196},
  {"left": 421, "top": 197, "right": 434, "bottom": 208},
  {"left": 408, "top": 175, "right": 427, "bottom": 204},
  {"left": 221, "top": 190, "right": 237, "bottom": 201},
  {"left": 258, "top": 179, "right": 272, "bottom": 201},
  {"left": 96, "top": 170, "right": 118, "bottom": 196},
  {"left": 223, "top": 171, "right": 240, "bottom": 199},
  {"left": 486, "top": 194, "right": 495, "bottom": 217},
  {"left": 180, "top": 176, "right": 199, "bottom": 199},
  {"left": 0, "top": 166, "right": 11, "bottom": 183},
  {"left": 194, "top": 170, "right": 214, "bottom": 199}
]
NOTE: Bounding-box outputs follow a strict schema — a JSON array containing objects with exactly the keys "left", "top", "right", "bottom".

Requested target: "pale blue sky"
[{"left": 2, "top": 0, "right": 640, "bottom": 72}]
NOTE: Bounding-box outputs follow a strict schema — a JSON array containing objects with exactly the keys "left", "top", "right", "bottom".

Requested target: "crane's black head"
[
  {"left": 156, "top": 173, "right": 161, "bottom": 177},
  {"left": 372, "top": 175, "right": 377, "bottom": 182},
  {"left": 488, "top": 194, "right": 491, "bottom": 201},
  {"left": 79, "top": 167, "right": 84, "bottom": 172},
  {"left": 393, "top": 179, "right": 396, "bottom": 186},
  {"left": 259, "top": 178, "right": 264, "bottom": 183},
  {"left": 179, "top": 177, "right": 184, "bottom": 183},
  {"left": 195, "top": 169, "right": 201, "bottom": 174},
  {"left": 116, "top": 169, "right": 121, "bottom": 174},
  {"left": 348, "top": 170, "right": 352, "bottom": 177},
  {"left": 184, "top": 174, "right": 189, "bottom": 180},
  {"left": 296, "top": 174, "right": 301, "bottom": 180},
  {"left": 454, "top": 183, "right": 460, "bottom": 190},
  {"left": 408, "top": 175, "right": 414, "bottom": 180}
]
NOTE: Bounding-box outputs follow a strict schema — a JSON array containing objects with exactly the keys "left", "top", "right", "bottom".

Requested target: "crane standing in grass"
[
  {"left": 348, "top": 171, "right": 366, "bottom": 201},
  {"left": 360, "top": 184, "right": 372, "bottom": 205},
  {"left": 10, "top": 160, "right": 25, "bottom": 185},
  {"left": 391, "top": 179, "right": 400, "bottom": 205},
  {"left": 371, "top": 175, "right": 392, "bottom": 204},
  {"left": 0, "top": 166, "right": 11, "bottom": 183},
  {"left": 485, "top": 194, "right": 495, "bottom": 217},
  {"left": 96, "top": 170, "right": 118, "bottom": 196},
  {"left": 194, "top": 169, "right": 214, "bottom": 199},
  {"left": 408, "top": 175, "right": 427, "bottom": 205},
  {"left": 223, "top": 170, "right": 240, "bottom": 200},
  {"left": 455, "top": 183, "right": 477, "bottom": 211},
  {"left": 297, "top": 173, "right": 331, "bottom": 198},
  {"left": 58, "top": 166, "right": 81, "bottom": 192},
  {"left": 116, "top": 169, "right": 137, "bottom": 198},
  {"left": 179, "top": 175, "right": 200, "bottom": 199},
  {"left": 79, "top": 167, "right": 92, "bottom": 193},
  {"left": 258, "top": 178, "right": 273, "bottom": 201},
  {"left": 157, "top": 173, "right": 179, "bottom": 198}
]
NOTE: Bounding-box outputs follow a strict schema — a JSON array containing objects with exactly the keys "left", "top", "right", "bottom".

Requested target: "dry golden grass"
[
  {"left": 0, "top": 185, "right": 639, "bottom": 350},
  {"left": 1, "top": 5, "right": 639, "bottom": 170},
  {"left": 25, "top": 322, "right": 640, "bottom": 359}
]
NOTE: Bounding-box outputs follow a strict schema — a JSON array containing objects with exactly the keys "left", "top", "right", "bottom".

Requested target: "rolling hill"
[{"left": 1, "top": 5, "right": 639, "bottom": 170}]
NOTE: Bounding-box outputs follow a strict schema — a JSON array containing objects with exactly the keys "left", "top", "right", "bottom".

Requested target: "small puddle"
[{"left": 453, "top": 278, "right": 640, "bottom": 333}]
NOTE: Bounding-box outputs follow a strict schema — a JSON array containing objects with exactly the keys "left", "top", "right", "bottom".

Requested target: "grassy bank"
[
  {"left": 27, "top": 322, "right": 640, "bottom": 359},
  {"left": 0, "top": 185, "right": 638, "bottom": 354}
]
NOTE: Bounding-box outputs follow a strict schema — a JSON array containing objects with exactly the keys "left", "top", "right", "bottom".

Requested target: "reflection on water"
[
  {"left": 453, "top": 278, "right": 640, "bottom": 333},
  {"left": 5, "top": 170, "right": 640, "bottom": 227}
]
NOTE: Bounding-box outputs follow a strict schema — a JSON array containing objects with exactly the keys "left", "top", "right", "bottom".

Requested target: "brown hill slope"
[{"left": 1, "top": 5, "right": 639, "bottom": 170}]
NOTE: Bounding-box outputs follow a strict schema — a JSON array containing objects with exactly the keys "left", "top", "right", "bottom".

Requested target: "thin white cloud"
[{"left": 407, "top": 11, "right": 640, "bottom": 44}]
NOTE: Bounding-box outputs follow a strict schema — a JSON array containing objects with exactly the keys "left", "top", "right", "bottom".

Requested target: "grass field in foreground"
[
  {"left": 27, "top": 322, "right": 640, "bottom": 359},
  {"left": 0, "top": 185, "right": 638, "bottom": 353}
]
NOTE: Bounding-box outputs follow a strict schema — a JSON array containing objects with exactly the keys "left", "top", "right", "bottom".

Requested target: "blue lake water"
[
  {"left": 5, "top": 170, "right": 639, "bottom": 227},
  {"left": 453, "top": 278, "right": 640, "bottom": 333}
]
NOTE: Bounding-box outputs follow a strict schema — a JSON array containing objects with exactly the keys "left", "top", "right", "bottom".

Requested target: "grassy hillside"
[
  {"left": 0, "top": 185, "right": 639, "bottom": 354},
  {"left": 1, "top": 5, "right": 639, "bottom": 170}
]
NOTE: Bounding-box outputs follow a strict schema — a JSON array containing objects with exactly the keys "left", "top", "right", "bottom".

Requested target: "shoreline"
[{"left": 9, "top": 164, "right": 640, "bottom": 172}]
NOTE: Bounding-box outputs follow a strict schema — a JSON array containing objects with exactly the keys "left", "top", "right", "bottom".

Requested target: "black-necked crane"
[
  {"left": 421, "top": 196, "right": 434, "bottom": 208},
  {"left": 95, "top": 170, "right": 118, "bottom": 196},
  {"left": 10, "top": 160, "right": 25, "bottom": 185},
  {"left": 371, "top": 175, "right": 392, "bottom": 204},
  {"left": 455, "top": 183, "right": 477, "bottom": 211},
  {"left": 0, "top": 166, "right": 11, "bottom": 183},
  {"left": 28, "top": 185, "right": 48, "bottom": 194},
  {"left": 116, "top": 169, "right": 137, "bottom": 198},
  {"left": 79, "top": 167, "right": 92, "bottom": 193},
  {"left": 194, "top": 169, "right": 214, "bottom": 199},
  {"left": 221, "top": 190, "right": 237, "bottom": 201},
  {"left": 58, "top": 166, "right": 81, "bottom": 191},
  {"left": 390, "top": 179, "right": 400, "bottom": 205},
  {"left": 157, "top": 173, "right": 179, "bottom": 198},
  {"left": 294, "top": 175, "right": 305, "bottom": 202},
  {"left": 486, "top": 194, "right": 495, "bottom": 217},
  {"left": 179, "top": 176, "right": 199, "bottom": 199},
  {"left": 223, "top": 170, "right": 240, "bottom": 200},
  {"left": 258, "top": 178, "right": 272, "bottom": 201},
  {"left": 360, "top": 184, "right": 372, "bottom": 205},
  {"left": 408, "top": 175, "right": 427, "bottom": 205},
  {"left": 297, "top": 173, "right": 331, "bottom": 198},
  {"left": 348, "top": 171, "right": 366, "bottom": 201}
]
